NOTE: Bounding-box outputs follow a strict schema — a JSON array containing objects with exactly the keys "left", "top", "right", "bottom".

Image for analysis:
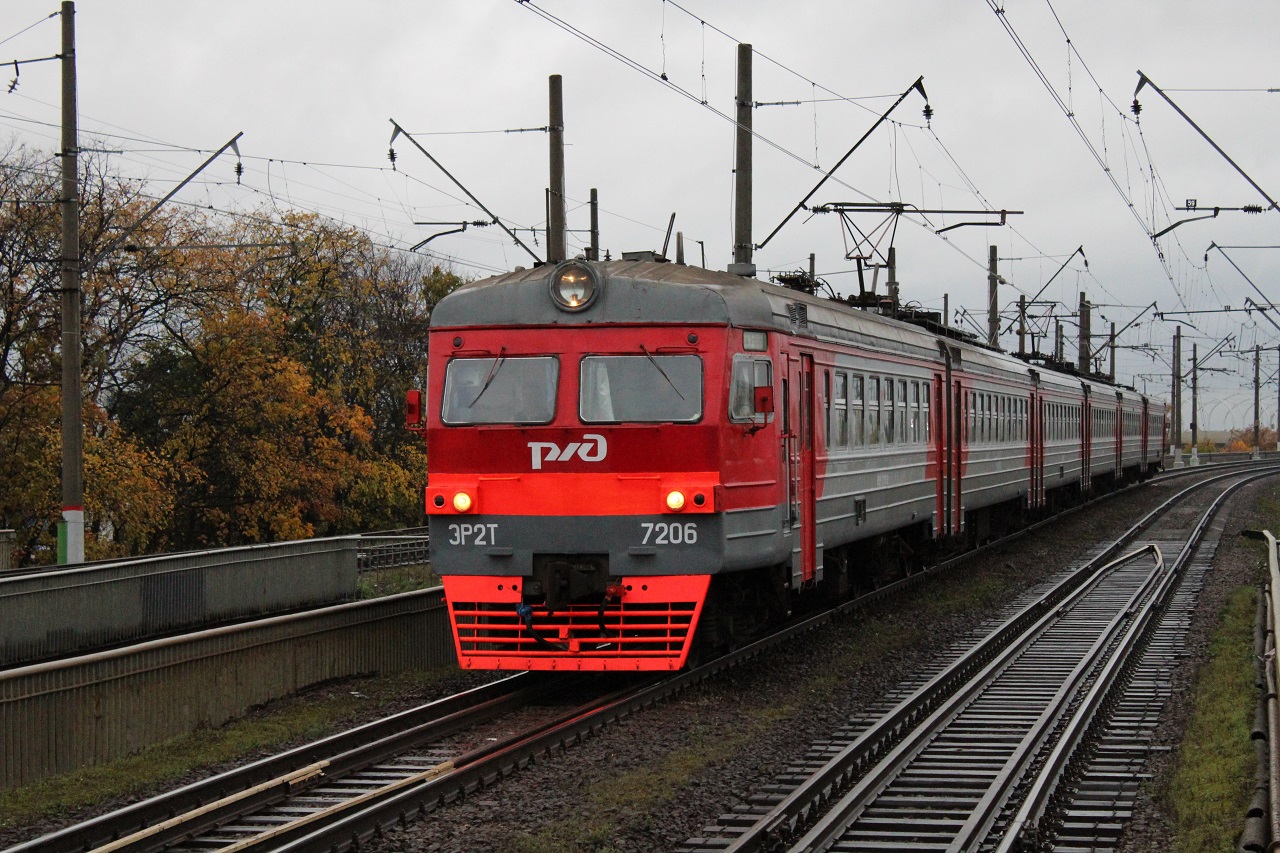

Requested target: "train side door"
[
  {"left": 1081, "top": 390, "right": 1092, "bottom": 492},
  {"left": 781, "top": 351, "right": 818, "bottom": 588},
  {"left": 796, "top": 353, "right": 817, "bottom": 586},
  {"left": 1029, "top": 391, "right": 1042, "bottom": 507},
  {"left": 1141, "top": 398, "right": 1150, "bottom": 464},
  {"left": 936, "top": 344, "right": 964, "bottom": 538},
  {"left": 952, "top": 379, "right": 964, "bottom": 534}
]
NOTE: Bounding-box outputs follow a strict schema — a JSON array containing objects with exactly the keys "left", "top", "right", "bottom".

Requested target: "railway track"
[
  {"left": 680, "top": 465, "right": 1278, "bottom": 853},
  {"left": 6, "top": 463, "right": 1269, "bottom": 853}
]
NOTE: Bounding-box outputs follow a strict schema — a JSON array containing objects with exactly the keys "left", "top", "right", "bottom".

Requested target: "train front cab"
[
  {"left": 426, "top": 333, "right": 727, "bottom": 671},
  {"left": 422, "top": 263, "right": 789, "bottom": 672}
]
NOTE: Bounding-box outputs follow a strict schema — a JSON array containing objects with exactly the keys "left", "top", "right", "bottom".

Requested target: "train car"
[{"left": 411, "top": 257, "right": 1166, "bottom": 672}]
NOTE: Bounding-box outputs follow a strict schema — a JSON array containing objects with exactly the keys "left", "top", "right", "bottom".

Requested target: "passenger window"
[
  {"left": 910, "top": 382, "right": 920, "bottom": 443},
  {"left": 923, "top": 381, "right": 931, "bottom": 443},
  {"left": 885, "top": 380, "right": 895, "bottom": 444},
  {"left": 851, "top": 375, "right": 865, "bottom": 446},
  {"left": 833, "top": 372, "right": 848, "bottom": 448},
  {"left": 867, "top": 378, "right": 881, "bottom": 444}
]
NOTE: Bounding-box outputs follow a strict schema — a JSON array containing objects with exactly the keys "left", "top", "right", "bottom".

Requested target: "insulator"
[
  {"left": 1131, "top": 98, "right": 1142, "bottom": 117},
  {"left": 388, "top": 147, "right": 397, "bottom": 169},
  {"left": 923, "top": 103, "right": 934, "bottom": 122},
  {"left": 234, "top": 160, "right": 243, "bottom": 184},
  {"left": 1244, "top": 205, "right": 1263, "bottom": 214}
]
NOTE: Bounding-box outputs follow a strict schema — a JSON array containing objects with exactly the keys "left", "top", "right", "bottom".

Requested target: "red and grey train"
[{"left": 410, "top": 258, "right": 1167, "bottom": 672}]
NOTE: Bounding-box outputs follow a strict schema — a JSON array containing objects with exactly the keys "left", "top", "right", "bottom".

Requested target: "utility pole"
[
  {"left": 943, "top": 293, "right": 949, "bottom": 328},
  {"left": 1172, "top": 326, "right": 1182, "bottom": 465},
  {"left": 1077, "top": 292, "right": 1091, "bottom": 374},
  {"left": 1108, "top": 321, "right": 1116, "bottom": 382},
  {"left": 1254, "top": 344, "right": 1262, "bottom": 459},
  {"left": 59, "top": 1, "right": 83, "bottom": 565},
  {"left": 1190, "top": 341, "right": 1199, "bottom": 466},
  {"left": 1017, "top": 294, "right": 1026, "bottom": 356},
  {"left": 1055, "top": 319, "right": 1064, "bottom": 362},
  {"left": 730, "top": 43, "right": 754, "bottom": 276},
  {"left": 588, "top": 187, "right": 599, "bottom": 261},
  {"left": 887, "top": 247, "right": 899, "bottom": 311},
  {"left": 987, "top": 246, "right": 999, "bottom": 348},
  {"left": 547, "top": 75, "right": 566, "bottom": 264}
]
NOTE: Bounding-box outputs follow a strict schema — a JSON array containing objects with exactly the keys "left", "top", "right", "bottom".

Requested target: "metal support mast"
[
  {"left": 588, "top": 187, "right": 599, "bottom": 261},
  {"left": 59, "top": 1, "right": 83, "bottom": 564},
  {"left": 1255, "top": 344, "right": 1262, "bottom": 458},
  {"left": 1108, "top": 321, "right": 1116, "bottom": 381},
  {"left": 987, "top": 246, "right": 999, "bottom": 348},
  {"left": 547, "top": 75, "right": 566, "bottom": 264},
  {"left": 1017, "top": 295, "right": 1027, "bottom": 356},
  {"left": 1078, "top": 292, "right": 1091, "bottom": 373},
  {"left": 1172, "top": 326, "right": 1182, "bottom": 465},
  {"left": 730, "top": 43, "right": 754, "bottom": 276},
  {"left": 1191, "top": 342, "right": 1200, "bottom": 465}
]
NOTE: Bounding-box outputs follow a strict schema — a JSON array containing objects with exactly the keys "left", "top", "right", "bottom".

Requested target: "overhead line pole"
[
  {"left": 1173, "top": 326, "right": 1182, "bottom": 465},
  {"left": 731, "top": 43, "right": 753, "bottom": 275},
  {"left": 547, "top": 75, "right": 566, "bottom": 264},
  {"left": 58, "top": 0, "right": 81, "bottom": 564}
]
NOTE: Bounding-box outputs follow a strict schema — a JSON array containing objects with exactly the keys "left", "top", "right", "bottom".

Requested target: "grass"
[
  {"left": 0, "top": 667, "right": 464, "bottom": 833},
  {"left": 356, "top": 563, "right": 439, "bottom": 599},
  {"left": 1167, "top": 585, "right": 1260, "bottom": 853}
]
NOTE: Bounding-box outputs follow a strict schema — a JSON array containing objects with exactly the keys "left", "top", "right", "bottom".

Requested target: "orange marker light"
[
  {"left": 452, "top": 492, "right": 474, "bottom": 512},
  {"left": 665, "top": 490, "right": 686, "bottom": 511}
]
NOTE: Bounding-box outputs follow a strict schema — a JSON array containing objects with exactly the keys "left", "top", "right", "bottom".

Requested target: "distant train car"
[{"left": 409, "top": 258, "right": 1165, "bottom": 672}]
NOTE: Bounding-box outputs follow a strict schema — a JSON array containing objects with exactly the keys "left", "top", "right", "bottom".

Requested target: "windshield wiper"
[
  {"left": 640, "top": 345, "right": 685, "bottom": 400},
  {"left": 469, "top": 347, "right": 507, "bottom": 408}
]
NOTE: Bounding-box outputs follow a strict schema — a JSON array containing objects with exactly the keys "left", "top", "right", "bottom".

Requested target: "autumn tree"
[
  {"left": 2, "top": 142, "right": 463, "bottom": 561},
  {"left": 1, "top": 144, "right": 183, "bottom": 563}
]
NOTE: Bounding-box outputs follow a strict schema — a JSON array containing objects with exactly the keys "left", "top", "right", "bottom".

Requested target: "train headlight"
[
  {"left": 452, "top": 491, "right": 474, "bottom": 512},
  {"left": 549, "top": 260, "right": 599, "bottom": 311},
  {"left": 665, "top": 490, "right": 687, "bottom": 511}
]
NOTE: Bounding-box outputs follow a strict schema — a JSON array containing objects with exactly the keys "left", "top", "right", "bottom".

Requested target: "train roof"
[{"left": 431, "top": 259, "right": 1161, "bottom": 405}]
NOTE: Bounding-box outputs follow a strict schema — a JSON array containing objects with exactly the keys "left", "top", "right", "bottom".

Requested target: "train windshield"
[
  {"left": 580, "top": 354, "right": 703, "bottom": 423},
  {"left": 441, "top": 356, "right": 558, "bottom": 424}
]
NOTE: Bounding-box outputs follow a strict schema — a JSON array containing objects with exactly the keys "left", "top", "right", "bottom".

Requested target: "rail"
[
  {"left": 1243, "top": 528, "right": 1280, "bottom": 853},
  {"left": 686, "top": 466, "right": 1279, "bottom": 852}
]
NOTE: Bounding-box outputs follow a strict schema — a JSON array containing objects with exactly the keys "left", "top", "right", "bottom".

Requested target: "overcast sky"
[{"left": 3, "top": 1, "right": 1278, "bottom": 431}]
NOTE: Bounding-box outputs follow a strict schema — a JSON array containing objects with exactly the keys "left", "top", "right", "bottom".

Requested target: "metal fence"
[
  {"left": 0, "top": 587, "right": 452, "bottom": 791},
  {"left": 356, "top": 528, "right": 430, "bottom": 571},
  {"left": 0, "top": 538, "right": 360, "bottom": 668}
]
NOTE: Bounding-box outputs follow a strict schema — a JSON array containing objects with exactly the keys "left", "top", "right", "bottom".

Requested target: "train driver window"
[
  {"left": 851, "top": 375, "right": 865, "bottom": 445},
  {"left": 581, "top": 354, "right": 702, "bottom": 423},
  {"left": 728, "top": 355, "right": 773, "bottom": 425},
  {"left": 442, "top": 355, "right": 558, "bottom": 425}
]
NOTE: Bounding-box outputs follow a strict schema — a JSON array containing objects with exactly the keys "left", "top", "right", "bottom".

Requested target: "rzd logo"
[{"left": 528, "top": 434, "right": 608, "bottom": 470}]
